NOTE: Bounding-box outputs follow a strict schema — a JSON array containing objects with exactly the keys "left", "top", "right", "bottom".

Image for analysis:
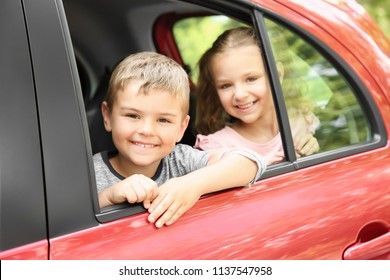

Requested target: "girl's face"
[
  {"left": 211, "top": 45, "right": 275, "bottom": 125},
  {"left": 102, "top": 80, "right": 189, "bottom": 176}
]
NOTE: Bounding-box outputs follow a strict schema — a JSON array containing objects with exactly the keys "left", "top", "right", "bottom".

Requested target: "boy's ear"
[
  {"left": 276, "top": 61, "right": 284, "bottom": 82},
  {"left": 101, "top": 101, "right": 112, "bottom": 132},
  {"left": 176, "top": 115, "right": 190, "bottom": 142}
]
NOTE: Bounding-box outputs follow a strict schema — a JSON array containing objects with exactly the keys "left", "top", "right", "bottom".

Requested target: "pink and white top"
[
  {"left": 194, "top": 111, "right": 319, "bottom": 164},
  {"left": 194, "top": 126, "right": 283, "bottom": 164}
]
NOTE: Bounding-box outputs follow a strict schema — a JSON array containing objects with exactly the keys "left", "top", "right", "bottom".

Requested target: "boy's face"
[{"left": 102, "top": 80, "right": 189, "bottom": 175}]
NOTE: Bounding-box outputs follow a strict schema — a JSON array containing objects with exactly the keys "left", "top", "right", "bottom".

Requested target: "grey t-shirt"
[{"left": 93, "top": 144, "right": 211, "bottom": 193}]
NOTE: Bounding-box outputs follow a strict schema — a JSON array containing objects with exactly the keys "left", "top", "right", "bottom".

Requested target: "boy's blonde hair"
[{"left": 105, "top": 52, "right": 190, "bottom": 114}]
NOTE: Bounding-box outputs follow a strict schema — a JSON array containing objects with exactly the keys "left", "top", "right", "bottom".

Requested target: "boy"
[{"left": 93, "top": 52, "right": 266, "bottom": 228}]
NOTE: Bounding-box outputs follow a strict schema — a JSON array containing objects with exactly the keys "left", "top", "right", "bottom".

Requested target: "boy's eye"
[
  {"left": 126, "top": 114, "right": 139, "bottom": 119},
  {"left": 158, "top": 118, "right": 171, "bottom": 123}
]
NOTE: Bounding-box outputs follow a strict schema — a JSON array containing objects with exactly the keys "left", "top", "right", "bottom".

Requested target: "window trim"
[
  {"left": 24, "top": 0, "right": 100, "bottom": 237},
  {"left": 253, "top": 10, "right": 297, "bottom": 164}
]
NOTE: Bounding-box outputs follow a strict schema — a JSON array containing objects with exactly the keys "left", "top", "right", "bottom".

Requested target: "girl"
[{"left": 194, "top": 27, "right": 319, "bottom": 164}]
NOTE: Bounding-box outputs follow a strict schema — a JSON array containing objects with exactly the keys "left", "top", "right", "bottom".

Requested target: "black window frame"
[
  {"left": 0, "top": 0, "right": 47, "bottom": 252},
  {"left": 23, "top": 0, "right": 99, "bottom": 238}
]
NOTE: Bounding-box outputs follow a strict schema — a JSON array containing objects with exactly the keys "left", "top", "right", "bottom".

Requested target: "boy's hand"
[
  {"left": 99, "top": 174, "right": 158, "bottom": 209},
  {"left": 147, "top": 177, "right": 202, "bottom": 228}
]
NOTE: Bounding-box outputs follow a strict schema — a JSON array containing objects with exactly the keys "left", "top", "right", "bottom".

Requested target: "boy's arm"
[{"left": 148, "top": 150, "right": 265, "bottom": 228}]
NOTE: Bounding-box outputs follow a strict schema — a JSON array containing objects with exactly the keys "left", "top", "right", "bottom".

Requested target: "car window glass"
[{"left": 265, "top": 18, "right": 372, "bottom": 153}]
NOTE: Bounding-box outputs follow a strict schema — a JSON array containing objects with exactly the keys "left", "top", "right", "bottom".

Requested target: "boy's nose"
[{"left": 138, "top": 119, "right": 155, "bottom": 136}]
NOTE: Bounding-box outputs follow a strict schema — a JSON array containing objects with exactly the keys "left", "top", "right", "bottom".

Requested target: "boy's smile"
[
  {"left": 132, "top": 141, "right": 157, "bottom": 149},
  {"left": 102, "top": 80, "right": 189, "bottom": 178}
]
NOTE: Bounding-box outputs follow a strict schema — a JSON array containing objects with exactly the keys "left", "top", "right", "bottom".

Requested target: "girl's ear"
[
  {"left": 276, "top": 61, "right": 284, "bottom": 82},
  {"left": 101, "top": 101, "right": 112, "bottom": 132},
  {"left": 176, "top": 115, "right": 190, "bottom": 142}
]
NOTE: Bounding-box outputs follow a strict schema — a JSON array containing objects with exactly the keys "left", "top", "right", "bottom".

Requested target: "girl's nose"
[{"left": 233, "top": 84, "right": 248, "bottom": 100}]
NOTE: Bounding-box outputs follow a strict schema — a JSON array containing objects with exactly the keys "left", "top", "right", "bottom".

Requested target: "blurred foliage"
[
  {"left": 173, "top": 17, "right": 247, "bottom": 82},
  {"left": 357, "top": 0, "right": 390, "bottom": 38}
]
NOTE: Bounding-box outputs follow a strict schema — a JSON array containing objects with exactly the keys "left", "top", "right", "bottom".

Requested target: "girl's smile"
[{"left": 234, "top": 100, "right": 258, "bottom": 111}]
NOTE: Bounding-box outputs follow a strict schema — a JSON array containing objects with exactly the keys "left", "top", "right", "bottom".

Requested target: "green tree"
[{"left": 357, "top": 0, "right": 390, "bottom": 38}]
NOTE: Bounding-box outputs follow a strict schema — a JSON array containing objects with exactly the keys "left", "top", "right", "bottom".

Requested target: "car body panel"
[
  {"left": 0, "top": 241, "right": 48, "bottom": 260},
  {"left": 48, "top": 148, "right": 390, "bottom": 259}
]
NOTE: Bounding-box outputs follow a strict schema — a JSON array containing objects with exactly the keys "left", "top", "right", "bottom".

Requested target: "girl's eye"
[
  {"left": 219, "top": 83, "right": 231, "bottom": 90},
  {"left": 247, "top": 76, "right": 258, "bottom": 82}
]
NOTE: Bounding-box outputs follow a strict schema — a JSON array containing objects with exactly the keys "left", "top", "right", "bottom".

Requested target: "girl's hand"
[
  {"left": 294, "top": 133, "right": 319, "bottom": 156},
  {"left": 267, "top": 133, "right": 319, "bottom": 165}
]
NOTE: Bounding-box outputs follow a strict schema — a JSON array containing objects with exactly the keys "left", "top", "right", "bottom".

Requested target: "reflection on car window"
[{"left": 265, "top": 18, "right": 371, "bottom": 153}]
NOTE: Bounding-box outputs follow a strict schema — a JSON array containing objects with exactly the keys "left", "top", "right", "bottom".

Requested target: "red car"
[{"left": 0, "top": 0, "right": 389, "bottom": 259}]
